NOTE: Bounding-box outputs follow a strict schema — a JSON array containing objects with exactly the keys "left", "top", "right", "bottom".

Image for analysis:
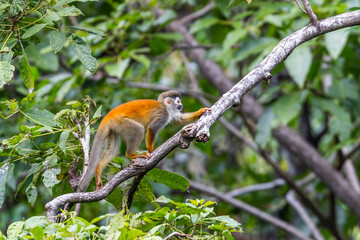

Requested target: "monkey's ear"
[{"left": 164, "top": 97, "right": 172, "bottom": 106}]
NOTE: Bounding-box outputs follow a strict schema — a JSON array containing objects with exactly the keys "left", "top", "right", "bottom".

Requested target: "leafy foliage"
[{"left": 0, "top": 198, "right": 241, "bottom": 239}]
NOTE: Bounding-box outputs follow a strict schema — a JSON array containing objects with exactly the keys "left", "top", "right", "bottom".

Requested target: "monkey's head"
[{"left": 158, "top": 91, "right": 183, "bottom": 112}]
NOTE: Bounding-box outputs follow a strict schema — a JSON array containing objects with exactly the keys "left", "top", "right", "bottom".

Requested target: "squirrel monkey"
[{"left": 76, "top": 91, "right": 211, "bottom": 192}]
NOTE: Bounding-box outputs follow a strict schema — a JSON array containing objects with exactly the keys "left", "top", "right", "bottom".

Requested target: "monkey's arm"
[{"left": 172, "top": 108, "right": 211, "bottom": 125}]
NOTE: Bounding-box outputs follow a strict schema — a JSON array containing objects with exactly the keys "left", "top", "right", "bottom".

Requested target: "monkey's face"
[
  {"left": 164, "top": 96, "right": 183, "bottom": 113},
  {"left": 174, "top": 97, "right": 183, "bottom": 111}
]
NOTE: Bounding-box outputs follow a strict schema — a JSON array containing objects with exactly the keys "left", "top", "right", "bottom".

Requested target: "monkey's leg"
[
  {"left": 119, "top": 118, "right": 150, "bottom": 159},
  {"left": 146, "top": 117, "right": 168, "bottom": 153},
  {"left": 95, "top": 131, "right": 119, "bottom": 190}
]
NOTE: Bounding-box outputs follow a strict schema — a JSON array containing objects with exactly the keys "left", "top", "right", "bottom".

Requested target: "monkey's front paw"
[
  {"left": 96, "top": 184, "right": 103, "bottom": 191},
  {"left": 200, "top": 108, "right": 211, "bottom": 116}
]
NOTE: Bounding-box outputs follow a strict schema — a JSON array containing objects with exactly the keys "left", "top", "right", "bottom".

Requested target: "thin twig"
[
  {"left": 295, "top": 0, "right": 307, "bottom": 14},
  {"left": 343, "top": 161, "right": 360, "bottom": 194},
  {"left": 286, "top": 191, "right": 324, "bottom": 240},
  {"left": 343, "top": 141, "right": 360, "bottom": 160},
  {"left": 228, "top": 179, "right": 285, "bottom": 197},
  {"left": 164, "top": 232, "right": 190, "bottom": 240},
  {"left": 301, "top": 0, "right": 319, "bottom": 24},
  {"left": 123, "top": 173, "right": 146, "bottom": 210},
  {"left": 178, "top": 2, "right": 215, "bottom": 25}
]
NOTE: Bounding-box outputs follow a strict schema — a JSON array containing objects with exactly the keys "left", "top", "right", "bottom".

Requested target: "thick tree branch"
[
  {"left": 46, "top": 8, "right": 360, "bottom": 225},
  {"left": 164, "top": 8, "right": 360, "bottom": 219},
  {"left": 46, "top": 131, "right": 188, "bottom": 221},
  {"left": 190, "top": 181, "right": 312, "bottom": 240}
]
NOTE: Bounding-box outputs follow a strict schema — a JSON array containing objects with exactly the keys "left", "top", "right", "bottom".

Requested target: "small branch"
[
  {"left": 164, "top": 231, "right": 190, "bottom": 240},
  {"left": 295, "top": 0, "right": 307, "bottom": 14},
  {"left": 228, "top": 179, "right": 285, "bottom": 197},
  {"left": 301, "top": 0, "right": 319, "bottom": 24},
  {"left": 190, "top": 181, "right": 312, "bottom": 240},
  {"left": 123, "top": 173, "right": 146, "bottom": 210},
  {"left": 343, "top": 161, "right": 360, "bottom": 194},
  {"left": 343, "top": 141, "right": 360, "bottom": 160},
  {"left": 68, "top": 16, "right": 79, "bottom": 26},
  {"left": 286, "top": 191, "right": 325, "bottom": 240},
  {"left": 178, "top": 2, "right": 215, "bottom": 25}
]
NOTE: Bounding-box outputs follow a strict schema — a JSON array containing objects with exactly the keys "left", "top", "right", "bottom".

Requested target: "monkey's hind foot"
[{"left": 127, "top": 152, "right": 151, "bottom": 160}]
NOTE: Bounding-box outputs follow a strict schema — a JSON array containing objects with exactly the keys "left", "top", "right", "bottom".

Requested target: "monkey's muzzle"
[{"left": 177, "top": 104, "right": 183, "bottom": 110}]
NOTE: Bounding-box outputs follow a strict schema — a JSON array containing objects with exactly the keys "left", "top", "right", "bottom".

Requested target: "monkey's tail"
[{"left": 76, "top": 125, "right": 108, "bottom": 193}]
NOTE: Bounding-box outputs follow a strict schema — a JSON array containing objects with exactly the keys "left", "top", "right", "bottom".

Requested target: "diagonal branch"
[
  {"left": 178, "top": 2, "right": 215, "bottom": 25},
  {"left": 163, "top": 7, "right": 360, "bottom": 219},
  {"left": 46, "top": 8, "right": 360, "bottom": 224}
]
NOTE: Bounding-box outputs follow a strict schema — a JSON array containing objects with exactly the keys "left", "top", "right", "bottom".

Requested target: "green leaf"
[
  {"left": 149, "top": 38, "right": 171, "bottom": 56},
  {"left": 25, "top": 184, "right": 37, "bottom": 206},
  {"left": 18, "top": 54, "right": 34, "bottom": 92},
  {"left": 71, "top": 35, "right": 97, "bottom": 73},
  {"left": 189, "top": 17, "right": 219, "bottom": 34},
  {"left": 90, "top": 213, "right": 114, "bottom": 224},
  {"left": 22, "top": 24, "right": 47, "bottom": 39},
  {"left": 2, "top": 51, "right": 14, "bottom": 62},
  {"left": 131, "top": 54, "right": 150, "bottom": 69},
  {"left": 0, "top": 60, "right": 15, "bottom": 89},
  {"left": 50, "top": 31, "right": 66, "bottom": 53},
  {"left": 106, "top": 187, "right": 123, "bottom": 209},
  {"left": 284, "top": 44, "right": 312, "bottom": 88},
  {"left": 223, "top": 28, "right": 246, "bottom": 50},
  {"left": 255, "top": 108, "right": 274, "bottom": 148},
  {"left": 154, "top": 10, "right": 176, "bottom": 25},
  {"left": 227, "top": 0, "right": 251, "bottom": 8},
  {"left": 155, "top": 195, "right": 172, "bottom": 204},
  {"left": 104, "top": 58, "right": 130, "bottom": 79},
  {"left": 92, "top": 105, "right": 103, "bottom": 119},
  {"left": 66, "top": 100, "right": 82, "bottom": 108},
  {"left": 136, "top": 177, "right": 155, "bottom": 204},
  {"left": 325, "top": 28, "right": 349, "bottom": 59},
  {"left": 209, "top": 216, "right": 242, "bottom": 229},
  {"left": 25, "top": 108, "right": 59, "bottom": 127},
  {"left": 272, "top": 91, "right": 306, "bottom": 125},
  {"left": 234, "top": 37, "right": 278, "bottom": 62},
  {"left": 147, "top": 169, "right": 190, "bottom": 191},
  {"left": 54, "top": 109, "right": 70, "bottom": 120},
  {"left": 42, "top": 167, "right": 61, "bottom": 189},
  {"left": 0, "top": 3, "right": 11, "bottom": 11},
  {"left": 54, "top": 0, "right": 97, "bottom": 8},
  {"left": 0, "top": 163, "right": 14, "bottom": 208},
  {"left": 151, "top": 33, "right": 183, "bottom": 41},
  {"left": 329, "top": 117, "right": 351, "bottom": 142},
  {"left": 59, "top": 130, "right": 70, "bottom": 153},
  {"left": 57, "top": 6, "right": 83, "bottom": 16},
  {"left": 30, "top": 226, "right": 45, "bottom": 240},
  {"left": 70, "top": 26, "right": 106, "bottom": 36},
  {"left": 23, "top": 216, "right": 49, "bottom": 230},
  {"left": 21, "top": 92, "right": 37, "bottom": 105},
  {"left": 7, "top": 221, "right": 24, "bottom": 238},
  {"left": 15, "top": 163, "right": 42, "bottom": 199}
]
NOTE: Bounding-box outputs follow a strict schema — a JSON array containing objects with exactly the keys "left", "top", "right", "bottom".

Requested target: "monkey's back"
[{"left": 100, "top": 99, "right": 168, "bottom": 128}]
